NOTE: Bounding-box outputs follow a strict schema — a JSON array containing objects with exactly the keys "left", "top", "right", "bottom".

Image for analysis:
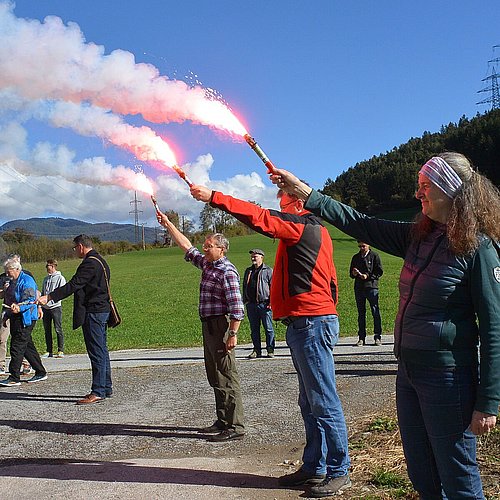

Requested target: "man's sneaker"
[
  {"left": 27, "top": 374, "right": 48, "bottom": 383},
  {"left": 267, "top": 350, "right": 275, "bottom": 358},
  {"left": 308, "top": 475, "right": 352, "bottom": 498},
  {"left": 278, "top": 468, "right": 326, "bottom": 487},
  {"left": 374, "top": 338, "right": 382, "bottom": 346},
  {"left": 355, "top": 339, "right": 365, "bottom": 347},
  {"left": 41, "top": 352, "right": 53, "bottom": 358},
  {"left": 55, "top": 351, "right": 64, "bottom": 358},
  {"left": 247, "top": 350, "right": 260, "bottom": 359},
  {"left": 0, "top": 378, "right": 21, "bottom": 387}
]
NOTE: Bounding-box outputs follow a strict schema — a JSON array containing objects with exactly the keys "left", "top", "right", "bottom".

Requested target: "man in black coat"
[
  {"left": 350, "top": 241, "right": 383, "bottom": 346},
  {"left": 38, "top": 234, "right": 112, "bottom": 404}
]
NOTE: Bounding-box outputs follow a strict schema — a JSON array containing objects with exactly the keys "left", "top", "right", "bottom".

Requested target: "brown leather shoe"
[{"left": 77, "top": 394, "right": 104, "bottom": 405}]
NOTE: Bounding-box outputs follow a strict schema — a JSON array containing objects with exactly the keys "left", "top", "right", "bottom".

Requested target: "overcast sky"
[{"left": 1, "top": 0, "right": 499, "bottom": 227}]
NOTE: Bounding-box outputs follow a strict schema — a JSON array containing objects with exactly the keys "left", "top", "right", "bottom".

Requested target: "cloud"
[{"left": 0, "top": 2, "right": 278, "bottom": 227}]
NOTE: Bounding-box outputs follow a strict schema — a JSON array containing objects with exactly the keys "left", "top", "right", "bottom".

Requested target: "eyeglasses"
[{"left": 202, "top": 243, "right": 221, "bottom": 250}]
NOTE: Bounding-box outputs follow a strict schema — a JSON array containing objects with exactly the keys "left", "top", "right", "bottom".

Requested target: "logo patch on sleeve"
[{"left": 494, "top": 267, "right": 500, "bottom": 283}]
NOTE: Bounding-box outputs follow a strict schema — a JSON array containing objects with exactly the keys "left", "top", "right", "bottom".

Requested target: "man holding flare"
[
  {"left": 188, "top": 183, "right": 351, "bottom": 498},
  {"left": 155, "top": 207, "right": 245, "bottom": 442}
]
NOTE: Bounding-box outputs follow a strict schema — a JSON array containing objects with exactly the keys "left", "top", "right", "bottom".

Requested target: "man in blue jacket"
[{"left": 0, "top": 256, "right": 47, "bottom": 386}]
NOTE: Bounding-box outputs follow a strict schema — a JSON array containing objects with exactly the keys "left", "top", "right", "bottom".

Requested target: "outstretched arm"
[{"left": 156, "top": 211, "right": 192, "bottom": 252}]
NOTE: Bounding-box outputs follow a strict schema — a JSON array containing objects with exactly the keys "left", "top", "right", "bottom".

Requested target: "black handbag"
[{"left": 89, "top": 256, "right": 121, "bottom": 328}]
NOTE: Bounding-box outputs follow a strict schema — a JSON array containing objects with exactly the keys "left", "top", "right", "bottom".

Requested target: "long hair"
[{"left": 414, "top": 152, "right": 500, "bottom": 255}]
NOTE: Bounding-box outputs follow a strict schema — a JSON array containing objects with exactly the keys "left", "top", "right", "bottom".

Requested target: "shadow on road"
[{"left": 0, "top": 458, "right": 282, "bottom": 490}]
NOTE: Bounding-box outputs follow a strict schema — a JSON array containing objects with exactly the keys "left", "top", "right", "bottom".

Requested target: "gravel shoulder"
[{"left": 0, "top": 336, "right": 397, "bottom": 499}]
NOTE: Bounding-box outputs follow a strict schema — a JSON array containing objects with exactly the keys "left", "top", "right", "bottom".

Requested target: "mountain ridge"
[{"left": 0, "top": 217, "right": 160, "bottom": 243}]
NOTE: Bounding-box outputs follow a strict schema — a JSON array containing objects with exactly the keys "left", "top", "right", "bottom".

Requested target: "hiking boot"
[
  {"left": 55, "top": 351, "right": 65, "bottom": 358},
  {"left": 27, "top": 374, "right": 48, "bottom": 383},
  {"left": 247, "top": 350, "right": 260, "bottom": 359},
  {"left": 355, "top": 339, "right": 365, "bottom": 347},
  {"left": 208, "top": 429, "right": 244, "bottom": 442},
  {"left": 278, "top": 468, "right": 326, "bottom": 487},
  {"left": 308, "top": 475, "right": 352, "bottom": 497},
  {"left": 198, "top": 421, "right": 225, "bottom": 434},
  {"left": 374, "top": 338, "right": 382, "bottom": 346},
  {"left": 0, "top": 378, "right": 21, "bottom": 387}
]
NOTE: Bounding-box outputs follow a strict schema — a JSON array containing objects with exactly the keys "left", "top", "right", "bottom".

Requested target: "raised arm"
[{"left": 156, "top": 211, "right": 192, "bottom": 252}]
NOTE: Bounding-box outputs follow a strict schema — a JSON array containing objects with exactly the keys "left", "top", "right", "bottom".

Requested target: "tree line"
[{"left": 321, "top": 109, "right": 500, "bottom": 213}]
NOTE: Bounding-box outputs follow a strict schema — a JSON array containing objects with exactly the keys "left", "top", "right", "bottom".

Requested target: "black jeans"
[
  {"left": 42, "top": 307, "right": 64, "bottom": 353},
  {"left": 9, "top": 315, "right": 46, "bottom": 382}
]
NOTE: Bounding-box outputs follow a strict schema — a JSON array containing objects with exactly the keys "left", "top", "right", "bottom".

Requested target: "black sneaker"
[
  {"left": 278, "top": 468, "right": 326, "bottom": 487},
  {"left": 308, "top": 475, "right": 352, "bottom": 497}
]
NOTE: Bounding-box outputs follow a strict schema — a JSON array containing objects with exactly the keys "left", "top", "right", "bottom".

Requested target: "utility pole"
[
  {"left": 477, "top": 45, "right": 500, "bottom": 110},
  {"left": 129, "top": 191, "right": 143, "bottom": 244},
  {"left": 141, "top": 223, "right": 146, "bottom": 251}
]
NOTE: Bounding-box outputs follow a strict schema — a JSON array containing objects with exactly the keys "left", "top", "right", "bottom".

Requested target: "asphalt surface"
[{"left": 0, "top": 336, "right": 397, "bottom": 499}]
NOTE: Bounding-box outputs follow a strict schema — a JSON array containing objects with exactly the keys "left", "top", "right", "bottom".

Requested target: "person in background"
[
  {"left": 0, "top": 253, "right": 41, "bottom": 376},
  {"left": 0, "top": 257, "right": 47, "bottom": 386},
  {"left": 38, "top": 235, "right": 112, "bottom": 405},
  {"left": 41, "top": 259, "right": 66, "bottom": 358},
  {"left": 271, "top": 151, "right": 500, "bottom": 499},
  {"left": 157, "top": 211, "right": 246, "bottom": 442},
  {"left": 189, "top": 184, "right": 351, "bottom": 498},
  {"left": 243, "top": 248, "right": 276, "bottom": 359},
  {"left": 350, "top": 241, "right": 383, "bottom": 346}
]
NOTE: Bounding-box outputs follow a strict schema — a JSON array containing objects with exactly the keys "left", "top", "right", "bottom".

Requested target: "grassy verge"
[{"left": 23, "top": 229, "right": 403, "bottom": 354}]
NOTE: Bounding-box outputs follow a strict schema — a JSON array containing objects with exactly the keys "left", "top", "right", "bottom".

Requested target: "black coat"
[
  {"left": 349, "top": 249, "right": 383, "bottom": 290},
  {"left": 50, "top": 249, "right": 110, "bottom": 329}
]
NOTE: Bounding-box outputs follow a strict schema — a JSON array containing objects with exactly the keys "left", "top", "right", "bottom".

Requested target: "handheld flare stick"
[
  {"left": 244, "top": 134, "right": 278, "bottom": 174},
  {"left": 151, "top": 195, "right": 162, "bottom": 214},
  {"left": 172, "top": 165, "right": 193, "bottom": 187}
]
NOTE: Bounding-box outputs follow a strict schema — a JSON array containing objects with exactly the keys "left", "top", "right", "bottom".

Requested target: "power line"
[{"left": 477, "top": 46, "right": 500, "bottom": 110}]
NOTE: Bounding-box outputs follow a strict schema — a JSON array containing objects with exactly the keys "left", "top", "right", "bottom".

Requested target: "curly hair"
[{"left": 414, "top": 152, "right": 500, "bottom": 255}]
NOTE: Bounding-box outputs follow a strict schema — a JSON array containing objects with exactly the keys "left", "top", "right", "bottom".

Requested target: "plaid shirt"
[{"left": 185, "top": 247, "right": 244, "bottom": 321}]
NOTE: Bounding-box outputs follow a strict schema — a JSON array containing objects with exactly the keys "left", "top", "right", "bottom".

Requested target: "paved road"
[{"left": 0, "top": 336, "right": 397, "bottom": 499}]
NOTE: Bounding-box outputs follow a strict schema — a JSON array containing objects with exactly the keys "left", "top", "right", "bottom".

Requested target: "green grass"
[{"left": 26, "top": 230, "right": 403, "bottom": 354}]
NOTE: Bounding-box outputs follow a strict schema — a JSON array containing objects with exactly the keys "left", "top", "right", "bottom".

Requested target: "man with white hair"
[{"left": 0, "top": 257, "right": 47, "bottom": 386}]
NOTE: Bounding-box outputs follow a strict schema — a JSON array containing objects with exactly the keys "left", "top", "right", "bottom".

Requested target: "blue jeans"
[
  {"left": 354, "top": 287, "right": 382, "bottom": 339},
  {"left": 82, "top": 312, "right": 112, "bottom": 398},
  {"left": 246, "top": 302, "right": 275, "bottom": 354},
  {"left": 396, "top": 362, "right": 484, "bottom": 499},
  {"left": 286, "top": 315, "right": 350, "bottom": 478}
]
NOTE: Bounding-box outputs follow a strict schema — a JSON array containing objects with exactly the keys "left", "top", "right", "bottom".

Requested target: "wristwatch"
[{"left": 228, "top": 330, "right": 237, "bottom": 337}]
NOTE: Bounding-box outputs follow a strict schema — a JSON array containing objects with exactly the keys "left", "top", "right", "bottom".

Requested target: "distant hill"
[{"left": 0, "top": 217, "right": 161, "bottom": 243}]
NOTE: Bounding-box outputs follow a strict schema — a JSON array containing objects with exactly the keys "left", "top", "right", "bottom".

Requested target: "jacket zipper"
[{"left": 396, "top": 233, "right": 445, "bottom": 358}]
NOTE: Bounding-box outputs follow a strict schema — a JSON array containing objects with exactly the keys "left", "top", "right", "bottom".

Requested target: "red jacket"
[{"left": 211, "top": 192, "right": 338, "bottom": 319}]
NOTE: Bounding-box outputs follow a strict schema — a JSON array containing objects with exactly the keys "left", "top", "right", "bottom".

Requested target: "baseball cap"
[{"left": 249, "top": 248, "right": 265, "bottom": 256}]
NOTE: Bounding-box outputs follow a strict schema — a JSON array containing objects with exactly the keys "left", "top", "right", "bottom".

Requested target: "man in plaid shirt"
[{"left": 157, "top": 211, "right": 245, "bottom": 442}]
